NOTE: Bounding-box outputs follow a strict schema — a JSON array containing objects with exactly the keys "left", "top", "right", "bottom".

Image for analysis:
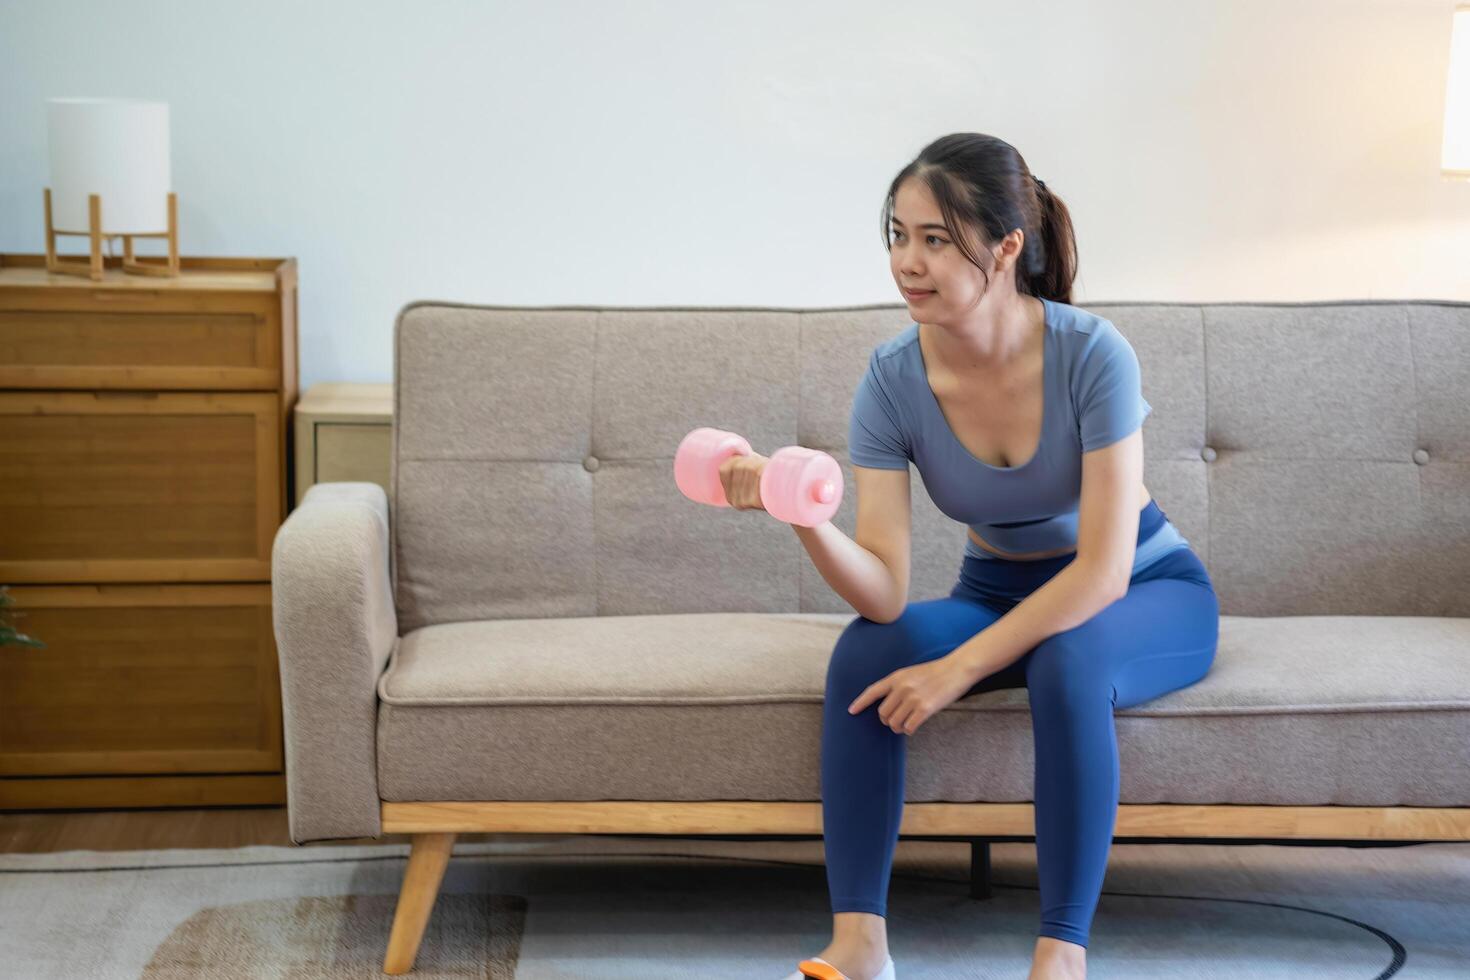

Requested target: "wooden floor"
[{"left": 0, "top": 806, "right": 508, "bottom": 854}]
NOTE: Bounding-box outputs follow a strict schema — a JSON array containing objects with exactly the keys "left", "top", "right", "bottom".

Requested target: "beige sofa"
[{"left": 270, "top": 299, "right": 1470, "bottom": 974}]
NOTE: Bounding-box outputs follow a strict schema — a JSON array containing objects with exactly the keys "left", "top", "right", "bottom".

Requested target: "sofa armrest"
[{"left": 271, "top": 481, "right": 398, "bottom": 844}]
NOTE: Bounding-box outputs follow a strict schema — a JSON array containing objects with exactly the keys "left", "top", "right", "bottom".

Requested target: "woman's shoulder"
[
  {"left": 1046, "top": 301, "right": 1142, "bottom": 410},
  {"left": 1045, "top": 297, "right": 1115, "bottom": 339},
  {"left": 872, "top": 321, "right": 920, "bottom": 362},
  {"left": 862, "top": 322, "right": 921, "bottom": 394}
]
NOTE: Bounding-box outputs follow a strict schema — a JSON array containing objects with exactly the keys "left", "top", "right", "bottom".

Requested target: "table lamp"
[
  {"left": 44, "top": 97, "right": 179, "bottom": 280},
  {"left": 1445, "top": 4, "right": 1470, "bottom": 179}
]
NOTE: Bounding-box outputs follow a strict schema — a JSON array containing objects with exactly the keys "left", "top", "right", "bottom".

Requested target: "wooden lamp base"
[{"left": 43, "top": 187, "right": 181, "bottom": 281}]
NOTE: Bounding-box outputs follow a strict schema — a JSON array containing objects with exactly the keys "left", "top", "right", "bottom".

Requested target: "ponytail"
[{"left": 1027, "top": 177, "right": 1078, "bottom": 305}]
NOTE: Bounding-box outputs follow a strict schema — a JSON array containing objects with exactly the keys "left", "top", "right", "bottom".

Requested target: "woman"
[{"left": 722, "top": 133, "right": 1220, "bottom": 980}]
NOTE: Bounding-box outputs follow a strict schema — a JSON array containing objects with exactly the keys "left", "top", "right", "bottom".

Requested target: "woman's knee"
[{"left": 827, "top": 616, "right": 915, "bottom": 693}]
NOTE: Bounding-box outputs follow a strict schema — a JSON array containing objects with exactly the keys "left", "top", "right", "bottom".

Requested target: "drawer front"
[
  {"left": 0, "top": 390, "right": 282, "bottom": 583},
  {"left": 0, "top": 773, "right": 286, "bottom": 810},
  {"left": 0, "top": 583, "right": 283, "bottom": 777},
  {"left": 0, "top": 290, "right": 280, "bottom": 390}
]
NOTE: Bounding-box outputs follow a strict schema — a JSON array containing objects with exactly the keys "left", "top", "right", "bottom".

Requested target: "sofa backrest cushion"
[{"left": 390, "top": 300, "right": 1470, "bottom": 632}]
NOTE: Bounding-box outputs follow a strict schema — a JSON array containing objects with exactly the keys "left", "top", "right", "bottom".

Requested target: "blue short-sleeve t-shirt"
[{"left": 848, "top": 297, "right": 1184, "bottom": 565}]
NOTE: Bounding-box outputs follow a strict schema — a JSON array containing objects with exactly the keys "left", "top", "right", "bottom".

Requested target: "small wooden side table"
[{"left": 293, "top": 382, "right": 393, "bottom": 507}]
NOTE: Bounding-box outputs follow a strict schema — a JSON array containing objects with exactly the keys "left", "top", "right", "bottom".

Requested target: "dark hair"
[{"left": 881, "top": 133, "right": 1078, "bottom": 305}]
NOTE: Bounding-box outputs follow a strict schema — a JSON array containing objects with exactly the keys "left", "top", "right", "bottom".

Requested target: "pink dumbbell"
[{"left": 674, "top": 427, "right": 844, "bottom": 527}]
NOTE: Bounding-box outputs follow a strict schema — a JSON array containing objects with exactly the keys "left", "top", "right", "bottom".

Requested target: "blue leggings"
[{"left": 820, "top": 501, "right": 1219, "bottom": 949}]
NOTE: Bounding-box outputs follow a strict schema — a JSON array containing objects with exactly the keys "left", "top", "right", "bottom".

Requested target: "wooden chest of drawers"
[{"left": 0, "top": 253, "right": 297, "bottom": 810}]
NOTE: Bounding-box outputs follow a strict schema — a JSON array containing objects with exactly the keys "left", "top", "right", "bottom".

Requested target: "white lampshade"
[
  {"left": 46, "top": 97, "right": 171, "bottom": 233},
  {"left": 1445, "top": 5, "right": 1470, "bottom": 177}
]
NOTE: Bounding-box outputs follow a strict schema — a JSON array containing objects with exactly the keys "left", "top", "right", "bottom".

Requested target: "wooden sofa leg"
[{"left": 383, "top": 832, "right": 458, "bottom": 975}]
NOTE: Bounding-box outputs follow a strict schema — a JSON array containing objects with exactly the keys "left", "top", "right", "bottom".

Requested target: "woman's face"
[{"left": 888, "top": 177, "right": 1013, "bottom": 320}]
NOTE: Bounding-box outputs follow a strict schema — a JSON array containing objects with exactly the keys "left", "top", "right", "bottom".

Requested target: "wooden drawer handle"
[{"left": 93, "top": 390, "right": 160, "bottom": 399}]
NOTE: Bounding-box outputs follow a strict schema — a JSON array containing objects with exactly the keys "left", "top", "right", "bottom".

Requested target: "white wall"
[{"left": 2, "top": 0, "right": 1467, "bottom": 391}]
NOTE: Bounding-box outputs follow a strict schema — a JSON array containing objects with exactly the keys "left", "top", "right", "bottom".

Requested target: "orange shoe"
[{"left": 787, "top": 953, "right": 896, "bottom": 980}]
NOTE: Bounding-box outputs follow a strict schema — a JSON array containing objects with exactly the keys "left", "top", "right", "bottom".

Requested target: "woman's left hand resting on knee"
[{"left": 848, "top": 654, "right": 976, "bottom": 735}]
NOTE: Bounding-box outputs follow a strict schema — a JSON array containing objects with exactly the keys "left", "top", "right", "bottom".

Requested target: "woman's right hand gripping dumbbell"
[
  {"left": 717, "top": 449, "right": 771, "bottom": 513},
  {"left": 674, "top": 427, "right": 843, "bottom": 528}
]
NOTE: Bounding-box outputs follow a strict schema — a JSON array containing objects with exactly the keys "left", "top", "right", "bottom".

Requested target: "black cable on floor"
[{"left": 0, "top": 844, "right": 1409, "bottom": 977}]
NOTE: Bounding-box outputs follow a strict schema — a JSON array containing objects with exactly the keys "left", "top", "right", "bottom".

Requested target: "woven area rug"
[{"left": 0, "top": 835, "right": 1465, "bottom": 978}]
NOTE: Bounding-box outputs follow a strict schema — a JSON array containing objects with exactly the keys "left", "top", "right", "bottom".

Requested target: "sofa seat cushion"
[{"left": 376, "top": 612, "right": 1470, "bottom": 807}]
